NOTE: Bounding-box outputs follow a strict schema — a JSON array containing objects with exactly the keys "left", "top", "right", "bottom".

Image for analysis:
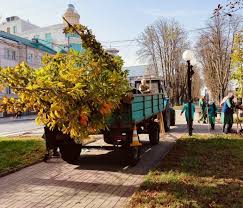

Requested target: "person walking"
[
  {"left": 181, "top": 100, "right": 196, "bottom": 129},
  {"left": 221, "top": 93, "right": 235, "bottom": 134},
  {"left": 198, "top": 96, "right": 207, "bottom": 124},
  {"left": 208, "top": 100, "right": 218, "bottom": 130}
]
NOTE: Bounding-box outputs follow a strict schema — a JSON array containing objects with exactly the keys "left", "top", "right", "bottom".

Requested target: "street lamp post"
[{"left": 183, "top": 50, "right": 196, "bottom": 136}]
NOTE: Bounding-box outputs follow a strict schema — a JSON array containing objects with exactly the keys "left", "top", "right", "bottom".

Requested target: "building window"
[
  {"left": 7, "top": 27, "right": 10, "bottom": 33},
  {"left": 28, "top": 53, "right": 34, "bottom": 63},
  {"left": 37, "top": 54, "right": 42, "bottom": 65},
  {"left": 4, "top": 48, "right": 17, "bottom": 60},
  {"left": 13, "top": 26, "right": 17, "bottom": 33},
  {"left": 12, "top": 50, "right": 16, "bottom": 60},
  {"left": 4, "top": 48, "right": 10, "bottom": 59}
]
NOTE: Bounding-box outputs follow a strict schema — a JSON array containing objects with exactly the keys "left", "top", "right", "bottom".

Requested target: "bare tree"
[
  {"left": 214, "top": 0, "right": 243, "bottom": 17},
  {"left": 192, "top": 67, "right": 203, "bottom": 100},
  {"left": 137, "top": 18, "right": 190, "bottom": 104},
  {"left": 196, "top": 15, "right": 241, "bottom": 102}
]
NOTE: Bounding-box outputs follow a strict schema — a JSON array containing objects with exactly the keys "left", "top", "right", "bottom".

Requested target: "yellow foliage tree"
[
  {"left": 0, "top": 20, "right": 130, "bottom": 140},
  {"left": 231, "top": 31, "right": 243, "bottom": 97}
]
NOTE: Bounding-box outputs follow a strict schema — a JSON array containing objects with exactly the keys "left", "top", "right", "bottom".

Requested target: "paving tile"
[{"left": 0, "top": 125, "right": 185, "bottom": 208}]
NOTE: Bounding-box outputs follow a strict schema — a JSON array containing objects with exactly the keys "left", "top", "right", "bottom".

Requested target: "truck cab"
[{"left": 133, "top": 78, "right": 171, "bottom": 131}]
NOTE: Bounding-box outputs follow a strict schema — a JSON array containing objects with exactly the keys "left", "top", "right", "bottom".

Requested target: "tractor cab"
[
  {"left": 133, "top": 77, "right": 167, "bottom": 96},
  {"left": 132, "top": 77, "right": 172, "bottom": 131}
]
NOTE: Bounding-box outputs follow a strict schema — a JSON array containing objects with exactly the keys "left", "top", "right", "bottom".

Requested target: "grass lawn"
[
  {"left": 128, "top": 134, "right": 243, "bottom": 208},
  {"left": 0, "top": 136, "right": 45, "bottom": 175}
]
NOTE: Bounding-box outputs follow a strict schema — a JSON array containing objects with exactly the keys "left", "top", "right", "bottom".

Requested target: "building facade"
[
  {"left": 0, "top": 16, "right": 39, "bottom": 35},
  {"left": 0, "top": 31, "right": 56, "bottom": 117},
  {"left": 0, "top": 4, "right": 82, "bottom": 52}
]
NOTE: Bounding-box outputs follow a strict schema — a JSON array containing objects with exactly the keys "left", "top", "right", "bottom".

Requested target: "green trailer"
[
  {"left": 106, "top": 93, "right": 164, "bottom": 127},
  {"left": 101, "top": 93, "right": 166, "bottom": 165},
  {"left": 43, "top": 80, "right": 169, "bottom": 165},
  {"left": 44, "top": 92, "right": 168, "bottom": 165}
]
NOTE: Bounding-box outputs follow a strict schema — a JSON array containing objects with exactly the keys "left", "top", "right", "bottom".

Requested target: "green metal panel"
[
  {"left": 133, "top": 96, "right": 144, "bottom": 103},
  {"left": 132, "top": 110, "right": 144, "bottom": 122},
  {"left": 153, "top": 101, "right": 160, "bottom": 112},
  {"left": 153, "top": 107, "right": 160, "bottom": 114},
  {"left": 106, "top": 93, "right": 165, "bottom": 127},
  {"left": 132, "top": 102, "right": 143, "bottom": 111},
  {"left": 131, "top": 94, "right": 165, "bottom": 123},
  {"left": 145, "top": 96, "right": 152, "bottom": 101},
  {"left": 145, "top": 108, "right": 152, "bottom": 116},
  {"left": 145, "top": 101, "right": 152, "bottom": 108}
]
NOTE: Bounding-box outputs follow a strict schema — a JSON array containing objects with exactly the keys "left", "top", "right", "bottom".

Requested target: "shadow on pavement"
[
  {"left": 169, "top": 124, "right": 187, "bottom": 133},
  {"left": 25, "top": 177, "right": 137, "bottom": 197},
  {"left": 75, "top": 141, "right": 156, "bottom": 174},
  {"left": 74, "top": 139, "right": 177, "bottom": 175},
  {"left": 170, "top": 123, "right": 224, "bottom": 135}
]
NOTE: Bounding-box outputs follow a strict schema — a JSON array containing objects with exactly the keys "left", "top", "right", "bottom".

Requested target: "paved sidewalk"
[
  {"left": 0, "top": 125, "right": 184, "bottom": 208},
  {"left": 0, "top": 112, "right": 232, "bottom": 208},
  {"left": 175, "top": 110, "right": 240, "bottom": 135}
]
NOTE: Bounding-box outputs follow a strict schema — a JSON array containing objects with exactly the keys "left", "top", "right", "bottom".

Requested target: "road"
[
  {"left": 0, "top": 119, "right": 43, "bottom": 137},
  {"left": 0, "top": 110, "right": 226, "bottom": 137}
]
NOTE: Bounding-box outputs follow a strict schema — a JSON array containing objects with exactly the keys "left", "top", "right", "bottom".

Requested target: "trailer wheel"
[
  {"left": 148, "top": 123, "right": 160, "bottom": 145},
  {"left": 102, "top": 130, "right": 114, "bottom": 145},
  {"left": 59, "top": 137, "right": 81, "bottom": 165},
  {"left": 103, "top": 137, "right": 113, "bottom": 145},
  {"left": 170, "top": 108, "right": 176, "bottom": 126},
  {"left": 128, "top": 147, "right": 141, "bottom": 166}
]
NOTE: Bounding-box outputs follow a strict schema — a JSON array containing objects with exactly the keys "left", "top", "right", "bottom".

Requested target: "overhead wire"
[
  {"left": 15, "top": 18, "right": 242, "bottom": 50},
  {"left": 100, "top": 19, "right": 243, "bottom": 46},
  {"left": 3, "top": 19, "right": 240, "bottom": 51}
]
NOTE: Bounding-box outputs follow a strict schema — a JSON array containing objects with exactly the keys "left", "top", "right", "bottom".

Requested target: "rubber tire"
[
  {"left": 148, "top": 122, "right": 160, "bottom": 145},
  {"left": 170, "top": 108, "right": 175, "bottom": 126},
  {"left": 163, "top": 110, "right": 170, "bottom": 132},
  {"left": 128, "top": 147, "right": 141, "bottom": 166},
  {"left": 59, "top": 144, "right": 81, "bottom": 165},
  {"left": 102, "top": 129, "right": 114, "bottom": 145},
  {"left": 104, "top": 136, "right": 114, "bottom": 145}
]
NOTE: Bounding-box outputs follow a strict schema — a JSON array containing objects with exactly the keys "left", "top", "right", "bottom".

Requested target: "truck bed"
[{"left": 106, "top": 93, "right": 165, "bottom": 128}]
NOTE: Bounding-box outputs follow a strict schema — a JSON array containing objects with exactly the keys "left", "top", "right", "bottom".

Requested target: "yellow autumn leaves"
[
  {"left": 231, "top": 31, "right": 243, "bottom": 97},
  {"left": 0, "top": 31, "right": 129, "bottom": 140}
]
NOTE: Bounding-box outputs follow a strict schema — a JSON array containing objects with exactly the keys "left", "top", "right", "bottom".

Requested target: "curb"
[
  {"left": 0, "top": 136, "right": 101, "bottom": 178},
  {"left": 0, "top": 159, "right": 43, "bottom": 178},
  {"left": 0, "top": 117, "right": 36, "bottom": 124}
]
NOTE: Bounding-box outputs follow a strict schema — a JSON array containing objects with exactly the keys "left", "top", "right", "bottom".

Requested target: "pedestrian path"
[
  {"left": 0, "top": 123, "right": 185, "bottom": 208},
  {"left": 175, "top": 110, "right": 239, "bottom": 135},
  {"left": 0, "top": 113, "right": 237, "bottom": 208}
]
